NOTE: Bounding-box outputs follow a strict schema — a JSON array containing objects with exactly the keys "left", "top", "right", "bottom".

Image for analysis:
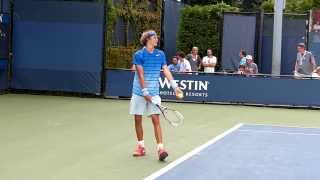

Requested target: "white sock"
[
  {"left": 157, "top": 143, "right": 164, "bottom": 150},
  {"left": 138, "top": 140, "right": 144, "bottom": 147}
]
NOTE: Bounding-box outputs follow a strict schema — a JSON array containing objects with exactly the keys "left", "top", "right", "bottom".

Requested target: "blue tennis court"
[{"left": 145, "top": 124, "right": 320, "bottom": 180}]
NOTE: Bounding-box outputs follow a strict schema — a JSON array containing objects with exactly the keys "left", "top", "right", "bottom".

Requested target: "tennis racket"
[{"left": 156, "top": 104, "right": 184, "bottom": 127}]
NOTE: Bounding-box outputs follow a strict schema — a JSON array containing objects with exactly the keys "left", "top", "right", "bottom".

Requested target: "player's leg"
[
  {"left": 130, "top": 94, "right": 147, "bottom": 156},
  {"left": 151, "top": 114, "right": 168, "bottom": 161},
  {"left": 135, "top": 115, "right": 143, "bottom": 142},
  {"left": 151, "top": 114, "right": 163, "bottom": 145},
  {"left": 148, "top": 96, "right": 168, "bottom": 161}
]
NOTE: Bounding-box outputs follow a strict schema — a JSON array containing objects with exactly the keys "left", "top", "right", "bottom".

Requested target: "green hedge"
[
  {"left": 177, "top": 3, "right": 238, "bottom": 56},
  {"left": 106, "top": 47, "right": 137, "bottom": 68}
]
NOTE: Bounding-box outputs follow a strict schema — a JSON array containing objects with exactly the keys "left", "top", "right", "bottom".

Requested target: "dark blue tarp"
[
  {"left": 221, "top": 14, "right": 256, "bottom": 72},
  {"left": 261, "top": 15, "right": 307, "bottom": 74},
  {"left": 1, "top": 0, "right": 10, "bottom": 13},
  {"left": 11, "top": 0, "right": 104, "bottom": 94},
  {"left": 163, "top": 0, "right": 184, "bottom": 61},
  {"left": 0, "top": 14, "right": 9, "bottom": 59},
  {"left": 105, "top": 69, "right": 320, "bottom": 107},
  {"left": 0, "top": 59, "right": 8, "bottom": 91}
]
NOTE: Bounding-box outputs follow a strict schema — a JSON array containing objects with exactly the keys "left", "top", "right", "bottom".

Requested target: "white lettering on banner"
[
  {"left": 159, "top": 78, "right": 209, "bottom": 91},
  {"left": 159, "top": 78, "right": 210, "bottom": 98}
]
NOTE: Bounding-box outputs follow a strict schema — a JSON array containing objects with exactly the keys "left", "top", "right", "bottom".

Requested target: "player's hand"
[
  {"left": 144, "top": 95, "right": 152, "bottom": 103},
  {"left": 175, "top": 87, "right": 184, "bottom": 100}
]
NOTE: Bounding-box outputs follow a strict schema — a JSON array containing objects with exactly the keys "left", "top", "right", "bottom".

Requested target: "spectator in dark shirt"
[{"left": 186, "top": 47, "right": 201, "bottom": 72}]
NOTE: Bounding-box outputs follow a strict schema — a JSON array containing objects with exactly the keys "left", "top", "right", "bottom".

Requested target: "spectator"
[
  {"left": 186, "top": 47, "right": 201, "bottom": 72},
  {"left": 202, "top": 48, "right": 217, "bottom": 73},
  {"left": 239, "top": 50, "right": 247, "bottom": 66},
  {"left": 237, "top": 65, "right": 246, "bottom": 75},
  {"left": 312, "top": 66, "right": 320, "bottom": 78},
  {"left": 168, "top": 56, "right": 180, "bottom": 72},
  {"left": 176, "top": 51, "right": 191, "bottom": 73},
  {"left": 313, "top": 21, "right": 320, "bottom": 32},
  {"left": 294, "top": 43, "right": 317, "bottom": 77},
  {"left": 245, "top": 55, "right": 258, "bottom": 74}
]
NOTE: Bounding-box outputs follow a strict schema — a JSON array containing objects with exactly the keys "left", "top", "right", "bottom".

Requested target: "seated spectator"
[
  {"left": 313, "top": 21, "right": 320, "bottom": 32},
  {"left": 245, "top": 55, "right": 258, "bottom": 74},
  {"left": 202, "top": 48, "right": 217, "bottom": 73},
  {"left": 239, "top": 50, "right": 247, "bottom": 66},
  {"left": 237, "top": 65, "right": 246, "bottom": 75},
  {"left": 168, "top": 56, "right": 180, "bottom": 72},
  {"left": 186, "top": 47, "right": 201, "bottom": 72},
  {"left": 294, "top": 43, "right": 317, "bottom": 77},
  {"left": 176, "top": 51, "right": 191, "bottom": 73},
  {"left": 312, "top": 66, "right": 320, "bottom": 78}
]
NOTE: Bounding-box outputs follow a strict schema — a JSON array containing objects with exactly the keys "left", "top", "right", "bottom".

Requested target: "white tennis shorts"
[{"left": 129, "top": 94, "right": 161, "bottom": 116}]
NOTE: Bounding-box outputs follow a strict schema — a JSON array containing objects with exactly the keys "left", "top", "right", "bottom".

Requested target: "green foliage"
[
  {"left": 261, "top": 0, "right": 274, "bottom": 12},
  {"left": 106, "top": 0, "right": 117, "bottom": 46},
  {"left": 106, "top": 47, "right": 137, "bottom": 68},
  {"left": 115, "top": 0, "right": 161, "bottom": 47},
  {"left": 105, "top": 0, "right": 161, "bottom": 68},
  {"left": 177, "top": 3, "right": 238, "bottom": 56},
  {"left": 261, "top": 0, "right": 314, "bottom": 13}
]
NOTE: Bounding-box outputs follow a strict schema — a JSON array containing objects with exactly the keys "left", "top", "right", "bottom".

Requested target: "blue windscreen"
[{"left": 11, "top": 0, "right": 105, "bottom": 94}]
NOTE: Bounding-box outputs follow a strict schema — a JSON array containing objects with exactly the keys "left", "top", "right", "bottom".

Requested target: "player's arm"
[
  {"left": 163, "top": 65, "right": 183, "bottom": 97},
  {"left": 136, "top": 65, "right": 146, "bottom": 89},
  {"left": 136, "top": 65, "right": 152, "bottom": 102}
]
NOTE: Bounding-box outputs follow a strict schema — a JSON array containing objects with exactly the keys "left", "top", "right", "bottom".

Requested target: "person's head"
[
  {"left": 238, "top": 65, "right": 246, "bottom": 74},
  {"left": 239, "top": 50, "right": 247, "bottom": 58},
  {"left": 207, "top": 48, "right": 213, "bottom": 56},
  {"left": 171, "top": 56, "right": 178, "bottom": 65},
  {"left": 246, "top": 55, "right": 254, "bottom": 64},
  {"left": 191, "top": 47, "right": 198, "bottom": 55},
  {"left": 140, "top": 30, "right": 158, "bottom": 48},
  {"left": 297, "top": 43, "right": 306, "bottom": 53},
  {"left": 176, "top": 51, "right": 186, "bottom": 60}
]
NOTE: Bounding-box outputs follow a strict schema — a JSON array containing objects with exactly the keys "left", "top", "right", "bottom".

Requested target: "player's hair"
[
  {"left": 176, "top": 51, "right": 186, "bottom": 58},
  {"left": 140, "top": 30, "right": 157, "bottom": 46}
]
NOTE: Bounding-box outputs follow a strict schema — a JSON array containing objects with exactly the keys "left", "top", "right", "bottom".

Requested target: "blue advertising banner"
[
  {"left": 105, "top": 69, "right": 320, "bottom": 107},
  {"left": 0, "top": 59, "right": 8, "bottom": 91}
]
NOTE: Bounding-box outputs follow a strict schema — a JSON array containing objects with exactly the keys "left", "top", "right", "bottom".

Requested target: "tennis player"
[{"left": 130, "top": 30, "right": 182, "bottom": 161}]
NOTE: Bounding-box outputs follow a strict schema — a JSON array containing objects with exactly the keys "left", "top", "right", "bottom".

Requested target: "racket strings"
[{"left": 163, "top": 109, "right": 184, "bottom": 124}]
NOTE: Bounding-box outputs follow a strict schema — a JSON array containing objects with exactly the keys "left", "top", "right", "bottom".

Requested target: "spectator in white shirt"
[
  {"left": 202, "top": 48, "right": 217, "bottom": 73},
  {"left": 176, "top": 51, "right": 191, "bottom": 73},
  {"left": 313, "top": 21, "right": 320, "bottom": 32}
]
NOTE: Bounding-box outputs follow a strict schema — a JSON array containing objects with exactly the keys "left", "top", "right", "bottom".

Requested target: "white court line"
[
  {"left": 238, "top": 129, "right": 320, "bottom": 136},
  {"left": 144, "top": 123, "right": 244, "bottom": 180},
  {"left": 244, "top": 123, "right": 320, "bottom": 130}
]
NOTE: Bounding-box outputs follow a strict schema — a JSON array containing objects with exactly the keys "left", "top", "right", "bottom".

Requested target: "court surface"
[
  {"left": 145, "top": 124, "right": 320, "bottom": 180},
  {"left": 1, "top": 94, "right": 320, "bottom": 180}
]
